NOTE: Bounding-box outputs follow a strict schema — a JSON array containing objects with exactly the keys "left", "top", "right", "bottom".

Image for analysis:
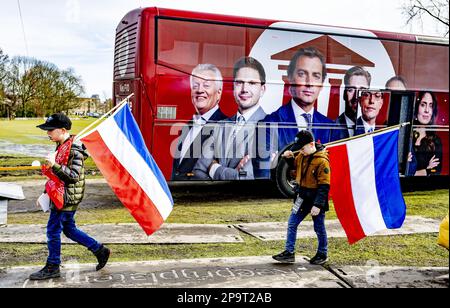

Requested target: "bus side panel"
[{"left": 144, "top": 14, "right": 450, "bottom": 180}]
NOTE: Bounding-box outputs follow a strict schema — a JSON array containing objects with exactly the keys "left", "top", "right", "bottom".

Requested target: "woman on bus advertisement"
[{"left": 407, "top": 91, "right": 444, "bottom": 176}]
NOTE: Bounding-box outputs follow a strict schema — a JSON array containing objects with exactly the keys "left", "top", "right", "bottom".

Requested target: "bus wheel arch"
[{"left": 272, "top": 143, "right": 297, "bottom": 198}]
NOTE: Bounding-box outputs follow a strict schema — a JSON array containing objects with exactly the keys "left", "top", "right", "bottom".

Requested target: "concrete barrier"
[{"left": 0, "top": 182, "right": 25, "bottom": 225}]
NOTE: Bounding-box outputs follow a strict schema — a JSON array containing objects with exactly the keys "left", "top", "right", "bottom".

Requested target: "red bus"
[{"left": 113, "top": 7, "right": 449, "bottom": 197}]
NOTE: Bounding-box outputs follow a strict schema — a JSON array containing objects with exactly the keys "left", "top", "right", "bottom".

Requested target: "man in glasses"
[
  {"left": 194, "top": 57, "right": 267, "bottom": 180},
  {"left": 355, "top": 89, "right": 385, "bottom": 135},
  {"left": 332, "top": 66, "right": 371, "bottom": 140}
]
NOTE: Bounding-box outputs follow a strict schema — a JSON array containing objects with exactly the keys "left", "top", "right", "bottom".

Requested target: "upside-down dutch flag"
[
  {"left": 327, "top": 128, "right": 406, "bottom": 244},
  {"left": 80, "top": 103, "right": 173, "bottom": 235}
]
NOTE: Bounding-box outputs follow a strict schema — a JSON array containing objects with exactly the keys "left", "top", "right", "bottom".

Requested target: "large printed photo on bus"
[{"left": 147, "top": 18, "right": 449, "bottom": 182}]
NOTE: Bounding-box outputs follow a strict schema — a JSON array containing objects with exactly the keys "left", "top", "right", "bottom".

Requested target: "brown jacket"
[
  {"left": 288, "top": 143, "right": 331, "bottom": 211},
  {"left": 294, "top": 148, "right": 330, "bottom": 188}
]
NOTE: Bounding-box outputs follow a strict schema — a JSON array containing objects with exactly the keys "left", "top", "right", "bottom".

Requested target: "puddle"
[{"left": 0, "top": 140, "right": 53, "bottom": 157}]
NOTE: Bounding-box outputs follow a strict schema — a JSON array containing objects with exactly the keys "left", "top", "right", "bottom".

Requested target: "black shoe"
[
  {"left": 272, "top": 250, "right": 295, "bottom": 263},
  {"left": 94, "top": 245, "right": 110, "bottom": 271},
  {"left": 29, "top": 263, "right": 61, "bottom": 280},
  {"left": 309, "top": 253, "right": 328, "bottom": 265}
]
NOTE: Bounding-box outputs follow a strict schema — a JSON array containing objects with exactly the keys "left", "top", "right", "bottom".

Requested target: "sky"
[{"left": 0, "top": 0, "right": 446, "bottom": 99}]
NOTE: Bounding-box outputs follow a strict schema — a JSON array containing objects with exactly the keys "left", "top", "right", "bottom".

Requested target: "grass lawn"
[
  {"left": 0, "top": 118, "right": 98, "bottom": 145},
  {"left": 2, "top": 189, "right": 448, "bottom": 268},
  {"left": 6, "top": 189, "right": 449, "bottom": 225}
]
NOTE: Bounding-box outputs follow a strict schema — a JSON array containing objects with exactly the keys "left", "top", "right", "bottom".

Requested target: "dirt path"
[{"left": 7, "top": 179, "right": 283, "bottom": 213}]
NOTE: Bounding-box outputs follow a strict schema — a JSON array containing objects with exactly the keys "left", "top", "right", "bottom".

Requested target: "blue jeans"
[
  {"left": 47, "top": 210, "right": 102, "bottom": 265},
  {"left": 285, "top": 209, "right": 328, "bottom": 256}
]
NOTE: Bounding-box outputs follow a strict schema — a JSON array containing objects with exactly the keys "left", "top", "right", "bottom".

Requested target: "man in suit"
[
  {"left": 257, "top": 47, "right": 334, "bottom": 178},
  {"left": 332, "top": 66, "right": 371, "bottom": 141},
  {"left": 355, "top": 90, "right": 384, "bottom": 135},
  {"left": 171, "top": 63, "right": 227, "bottom": 180},
  {"left": 195, "top": 57, "right": 267, "bottom": 180}
]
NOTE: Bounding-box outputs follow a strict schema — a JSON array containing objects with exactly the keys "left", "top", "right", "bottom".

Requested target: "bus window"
[{"left": 157, "top": 18, "right": 246, "bottom": 77}]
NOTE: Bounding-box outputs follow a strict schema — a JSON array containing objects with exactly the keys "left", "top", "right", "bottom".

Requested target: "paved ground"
[
  {"left": 0, "top": 223, "right": 243, "bottom": 244},
  {"left": 2, "top": 179, "right": 448, "bottom": 288},
  {"left": 0, "top": 216, "right": 439, "bottom": 244},
  {"left": 0, "top": 256, "right": 447, "bottom": 288},
  {"left": 234, "top": 216, "right": 441, "bottom": 241},
  {"left": 6, "top": 179, "right": 282, "bottom": 213},
  {"left": 7, "top": 179, "right": 122, "bottom": 213}
]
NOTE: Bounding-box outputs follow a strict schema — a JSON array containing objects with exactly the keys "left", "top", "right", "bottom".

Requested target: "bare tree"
[
  {"left": 2, "top": 55, "right": 85, "bottom": 118},
  {"left": 29, "top": 61, "right": 61, "bottom": 116},
  {"left": 56, "top": 68, "right": 84, "bottom": 114},
  {"left": 0, "top": 48, "right": 9, "bottom": 117},
  {"left": 30, "top": 63, "right": 84, "bottom": 116},
  {"left": 403, "top": 0, "right": 449, "bottom": 37},
  {"left": 0, "top": 48, "right": 8, "bottom": 83},
  {"left": 4, "top": 56, "right": 41, "bottom": 118}
]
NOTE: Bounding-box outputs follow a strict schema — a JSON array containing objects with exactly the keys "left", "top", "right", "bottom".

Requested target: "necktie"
[
  {"left": 367, "top": 127, "right": 374, "bottom": 133},
  {"left": 227, "top": 115, "right": 246, "bottom": 161},
  {"left": 232, "top": 115, "right": 245, "bottom": 138},
  {"left": 302, "top": 113, "right": 312, "bottom": 131}
]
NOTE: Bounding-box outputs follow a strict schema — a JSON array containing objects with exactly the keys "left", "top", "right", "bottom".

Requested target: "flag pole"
[
  {"left": 291, "top": 122, "right": 410, "bottom": 155},
  {"left": 75, "top": 93, "right": 134, "bottom": 142}
]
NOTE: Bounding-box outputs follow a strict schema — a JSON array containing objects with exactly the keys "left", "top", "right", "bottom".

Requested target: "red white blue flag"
[
  {"left": 80, "top": 103, "right": 173, "bottom": 235},
  {"left": 327, "top": 128, "right": 406, "bottom": 244}
]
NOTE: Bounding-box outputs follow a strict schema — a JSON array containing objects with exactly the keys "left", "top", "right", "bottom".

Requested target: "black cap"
[
  {"left": 290, "top": 130, "right": 314, "bottom": 152},
  {"left": 37, "top": 113, "right": 72, "bottom": 130}
]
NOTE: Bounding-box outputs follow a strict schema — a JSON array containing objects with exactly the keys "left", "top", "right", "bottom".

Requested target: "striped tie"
[{"left": 302, "top": 113, "right": 312, "bottom": 131}]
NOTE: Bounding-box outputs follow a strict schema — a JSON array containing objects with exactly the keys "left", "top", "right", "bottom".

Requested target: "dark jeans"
[
  {"left": 285, "top": 209, "right": 328, "bottom": 256},
  {"left": 47, "top": 210, "right": 101, "bottom": 265}
]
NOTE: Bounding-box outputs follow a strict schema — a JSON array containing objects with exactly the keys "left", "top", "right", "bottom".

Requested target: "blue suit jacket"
[
  {"left": 331, "top": 113, "right": 353, "bottom": 141},
  {"left": 254, "top": 102, "right": 334, "bottom": 179},
  {"left": 261, "top": 101, "right": 335, "bottom": 151},
  {"left": 354, "top": 117, "right": 367, "bottom": 136},
  {"left": 172, "top": 108, "right": 227, "bottom": 180}
]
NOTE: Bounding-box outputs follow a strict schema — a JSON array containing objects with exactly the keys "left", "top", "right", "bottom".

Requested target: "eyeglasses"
[
  {"left": 346, "top": 86, "right": 369, "bottom": 94},
  {"left": 233, "top": 80, "right": 263, "bottom": 87},
  {"left": 358, "top": 90, "right": 387, "bottom": 99}
]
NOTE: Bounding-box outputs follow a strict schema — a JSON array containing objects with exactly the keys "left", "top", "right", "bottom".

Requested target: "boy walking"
[
  {"left": 30, "top": 113, "right": 110, "bottom": 280},
  {"left": 272, "top": 130, "right": 330, "bottom": 265}
]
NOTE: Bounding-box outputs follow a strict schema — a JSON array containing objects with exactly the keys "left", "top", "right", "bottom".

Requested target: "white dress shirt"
[
  {"left": 291, "top": 99, "right": 314, "bottom": 131},
  {"left": 344, "top": 114, "right": 355, "bottom": 137},
  {"left": 361, "top": 118, "right": 375, "bottom": 133},
  {"left": 180, "top": 105, "right": 219, "bottom": 162}
]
